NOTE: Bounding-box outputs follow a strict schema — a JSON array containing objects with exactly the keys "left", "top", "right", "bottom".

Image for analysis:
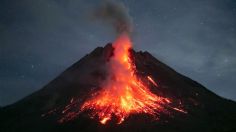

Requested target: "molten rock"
[{"left": 59, "top": 33, "right": 186, "bottom": 125}]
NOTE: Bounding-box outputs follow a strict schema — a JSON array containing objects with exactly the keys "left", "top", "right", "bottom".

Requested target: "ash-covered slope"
[{"left": 1, "top": 44, "right": 236, "bottom": 132}]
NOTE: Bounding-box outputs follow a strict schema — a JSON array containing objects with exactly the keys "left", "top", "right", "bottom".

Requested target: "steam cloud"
[{"left": 93, "top": 0, "right": 133, "bottom": 35}]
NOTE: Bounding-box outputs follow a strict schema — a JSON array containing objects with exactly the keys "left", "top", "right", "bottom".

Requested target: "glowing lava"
[{"left": 79, "top": 33, "right": 172, "bottom": 124}]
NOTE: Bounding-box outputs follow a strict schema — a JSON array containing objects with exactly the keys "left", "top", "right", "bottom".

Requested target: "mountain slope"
[{"left": 1, "top": 44, "right": 236, "bottom": 132}]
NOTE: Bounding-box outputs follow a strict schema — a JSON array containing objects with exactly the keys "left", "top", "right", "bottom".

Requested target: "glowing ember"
[
  {"left": 173, "top": 107, "right": 188, "bottom": 114},
  {"left": 79, "top": 33, "right": 172, "bottom": 124},
  {"left": 147, "top": 76, "right": 158, "bottom": 87},
  {"left": 100, "top": 117, "right": 110, "bottom": 124}
]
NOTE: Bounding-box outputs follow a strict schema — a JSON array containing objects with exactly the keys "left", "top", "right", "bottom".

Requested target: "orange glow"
[
  {"left": 100, "top": 117, "right": 111, "bottom": 124},
  {"left": 80, "top": 33, "right": 172, "bottom": 124},
  {"left": 173, "top": 107, "right": 188, "bottom": 114},
  {"left": 44, "top": 33, "right": 188, "bottom": 125},
  {"left": 147, "top": 76, "right": 158, "bottom": 87}
]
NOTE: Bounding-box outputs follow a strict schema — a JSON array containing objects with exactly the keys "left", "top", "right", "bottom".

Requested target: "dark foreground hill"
[{"left": 1, "top": 44, "right": 236, "bottom": 132}]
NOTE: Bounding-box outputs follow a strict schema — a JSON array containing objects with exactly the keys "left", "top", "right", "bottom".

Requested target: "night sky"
[{"left": 1, "top": 0, "right": 236, "bottom": 106}]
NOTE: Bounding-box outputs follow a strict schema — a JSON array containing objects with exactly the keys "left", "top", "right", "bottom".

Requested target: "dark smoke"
[{"left": 93, "top": 0, "right": 133, "bottom": 35}]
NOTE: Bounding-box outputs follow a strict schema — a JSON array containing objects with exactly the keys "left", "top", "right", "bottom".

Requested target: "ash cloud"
[{"left": 93, "top": 0, "right": 133, "bottom": 35}]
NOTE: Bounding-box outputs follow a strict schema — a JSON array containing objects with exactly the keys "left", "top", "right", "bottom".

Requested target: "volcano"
[{"left": 1, "top": 37, "right": 236, "bottom": 132}]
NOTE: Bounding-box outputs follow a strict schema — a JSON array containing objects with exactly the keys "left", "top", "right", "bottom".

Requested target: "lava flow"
[
  {"left": 54, "top": 33, "right": 187, "bottom": 125},
  {"left": 79, "top": 33, "right": 173, "bottom": 124}
]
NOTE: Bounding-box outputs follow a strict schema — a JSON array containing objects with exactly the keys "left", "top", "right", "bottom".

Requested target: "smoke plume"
[{"left": 93, "top": 0, "right": 133, "bottom": 35}]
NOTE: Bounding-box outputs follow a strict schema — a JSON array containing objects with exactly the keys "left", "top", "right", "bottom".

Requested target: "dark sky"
[{"left": 0, "top": 0, "right": 236, "bottom": 106}]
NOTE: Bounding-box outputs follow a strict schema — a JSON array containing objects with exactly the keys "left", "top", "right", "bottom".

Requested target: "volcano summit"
[{"left": 0, "top": 36, "right": 236, "bottom": 132}]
